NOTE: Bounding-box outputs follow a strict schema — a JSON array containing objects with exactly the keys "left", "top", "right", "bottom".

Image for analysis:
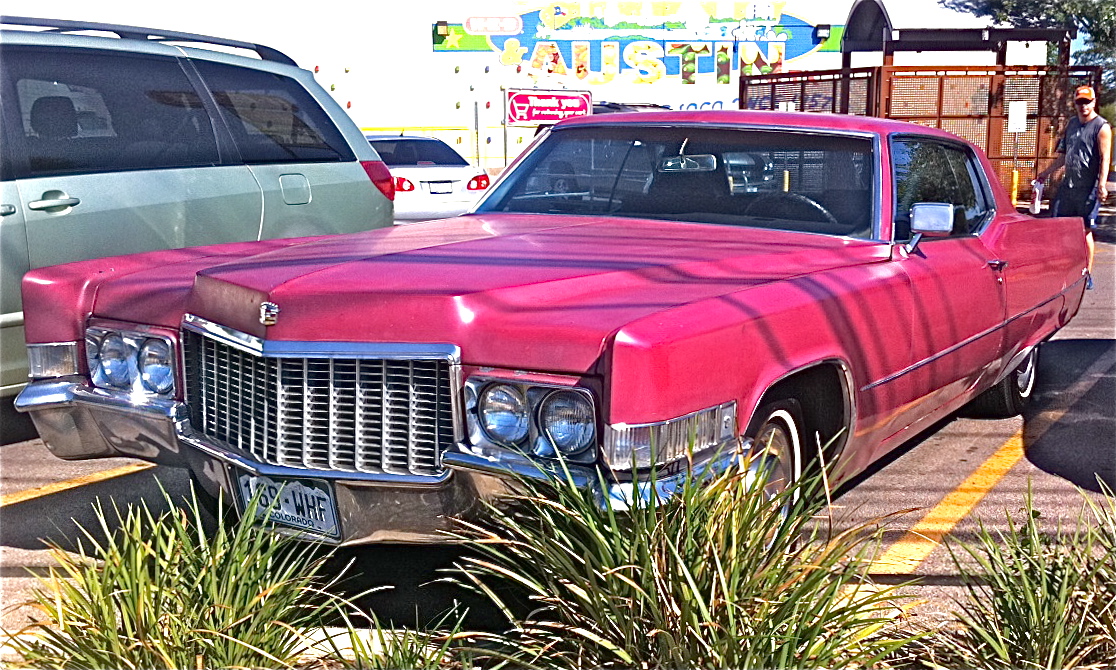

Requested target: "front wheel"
[
  {"left": 965, "top": 346, "right": 1039, "bottom": 418},
  {"left": 745, "top": 399, "right": 804, "bottom": 504}
]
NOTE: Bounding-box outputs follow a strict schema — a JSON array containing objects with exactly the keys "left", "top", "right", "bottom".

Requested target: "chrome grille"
[{"left": 183, "top": 327, "right": 456, "bottom": 476}]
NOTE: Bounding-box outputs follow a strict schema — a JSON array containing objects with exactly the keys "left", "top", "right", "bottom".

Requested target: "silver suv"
[{"left": 0, "top": 17, "right": 395, "bottom": 436}]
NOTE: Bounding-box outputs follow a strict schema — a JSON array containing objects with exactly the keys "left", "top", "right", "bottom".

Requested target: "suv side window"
[
  {"left": 3, "top": 46, "right": 220, "bottom": 178},
  {"left": 191, "top": 61, "right": 354, "bottom": 165},
  {"left": 892, "top": 137, "right": 993, "bottom": 241}
]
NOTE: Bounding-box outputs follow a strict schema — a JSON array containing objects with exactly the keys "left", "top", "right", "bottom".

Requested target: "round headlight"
[
  {"left": 139, "top": 338, "right": 174, "bottom": 394},
  {"left": 540, "top": 390, "right": 595, "bottom": 455},
  {"left": 98, "top": 332, "right": 133, "bottom": 388},
  {"left": 479, "top": 384, "right": 529, "bottom": 445}
]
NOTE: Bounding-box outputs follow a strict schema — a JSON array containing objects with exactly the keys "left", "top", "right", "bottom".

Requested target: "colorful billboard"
[{"left": 434, "top": 1, "right": 842, "bottom": 89}]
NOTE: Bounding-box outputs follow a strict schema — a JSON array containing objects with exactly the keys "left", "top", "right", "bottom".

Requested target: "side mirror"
[{"left": 906, "top": 202, "right": 953, "bottom": 252}]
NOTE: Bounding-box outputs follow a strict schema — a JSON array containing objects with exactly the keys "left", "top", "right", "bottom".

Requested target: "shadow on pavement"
[{"left": 1022, "top": 338, "right": 1116, "bottom": 492}]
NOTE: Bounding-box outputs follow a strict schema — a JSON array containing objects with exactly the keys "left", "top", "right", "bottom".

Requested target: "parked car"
[
  {"left": 365, "top": 135, "right": 489, "bottom": 222},
  {"left": 16, "top": 110, "right": 1088, "bottom": 545},
  {"left": 0, "top": 16, "right": 395, "bottom": 425}
]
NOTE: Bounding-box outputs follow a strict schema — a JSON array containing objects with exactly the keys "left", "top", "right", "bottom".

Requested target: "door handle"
[
  {"left": 987, "top": 259, "right": 1008, "bottom": 271},
  {"left": 0, "top": 204, "right": 15, "bottom": 216},
  {"left": 28, "top": 196, "right": 81, "bottom": 211}
]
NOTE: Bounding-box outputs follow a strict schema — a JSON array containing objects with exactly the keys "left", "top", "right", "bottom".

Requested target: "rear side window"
[
  {"left": 369, "top": 139, "right": 468, "bottom": 166},
  {"left": 192, "top": 61, "right": 354, "bottom": 164},
  {"left": 2, "top": 46, "right": 220, "bottom": 178}
]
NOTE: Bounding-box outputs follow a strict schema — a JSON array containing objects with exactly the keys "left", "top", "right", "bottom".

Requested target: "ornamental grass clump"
[
  {"left": 929, "top": 486, "right": 1116, "bottom": 669},
  {"left": 6, "top": 487, "right": 348, "bottom": 670},
  {"left": 448, "top": 455, "right": 919, "bottom": 669}
]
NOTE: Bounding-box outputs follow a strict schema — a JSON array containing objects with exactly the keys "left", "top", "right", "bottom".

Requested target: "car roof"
[
  {"left": 0, "top": 15, "right": 296, "bottom": 66},
  {"left": 558, "top": 109, "right": 963, "bottom": 141}
]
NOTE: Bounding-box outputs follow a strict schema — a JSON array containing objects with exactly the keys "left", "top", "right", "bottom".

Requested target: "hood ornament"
[{"left": 259, "top": 301, "right": 280, "bottom": 326}]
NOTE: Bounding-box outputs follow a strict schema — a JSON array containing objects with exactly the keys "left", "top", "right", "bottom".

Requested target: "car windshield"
[
  {"left": 369, "top": 139, "right": 469, "bottom": 167},
  {"left": 477, "top": 126, "right": 876, "bottom": 238}
]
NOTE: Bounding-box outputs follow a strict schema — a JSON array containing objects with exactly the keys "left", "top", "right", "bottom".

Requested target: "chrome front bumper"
[{"left": 16, "top": 380, "right": 748, "bottom": 545}]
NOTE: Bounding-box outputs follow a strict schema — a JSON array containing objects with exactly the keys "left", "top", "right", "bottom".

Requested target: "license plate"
[
  {"left": 427, "top": 181, "right": 453, "bottom": 194},
  {"left": 237, "top": 473, "right": 340, "bottom": 541}
]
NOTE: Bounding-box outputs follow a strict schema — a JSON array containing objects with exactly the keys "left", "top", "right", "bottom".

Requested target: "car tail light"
[
  {"left": 467, "top": 174, "right": 490, "bottom": 191},
  {"left": 361, "top": 160, "right": 394, "bottom": 201},
  {"left": 394, "top": 176, "right": 416, "bottom": 192}
]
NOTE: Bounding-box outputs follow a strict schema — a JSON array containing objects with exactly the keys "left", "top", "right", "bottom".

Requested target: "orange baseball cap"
[{"left": 1074, "top": 85, "right": 1096, "bottom": 102}]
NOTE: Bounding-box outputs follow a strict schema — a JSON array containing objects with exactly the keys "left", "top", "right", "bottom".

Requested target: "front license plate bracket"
[{"left": 236, "top": 472, "right": 341, "bottom": 542}]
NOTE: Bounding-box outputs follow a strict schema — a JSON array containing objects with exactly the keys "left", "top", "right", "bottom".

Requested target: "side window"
[
  {"left": 892, "top": 137, "right": 992, "bottom": 241},
  {"left": 191, "top": 61, "right": 354, "bottom": 164},
  {"left": 2, "top": 46, "right": 220, "bottom": 178}
]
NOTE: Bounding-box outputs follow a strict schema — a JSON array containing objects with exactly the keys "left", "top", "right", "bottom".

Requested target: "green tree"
[{"left": 939, "top": 0, "right": 1115, "bottom": 108}]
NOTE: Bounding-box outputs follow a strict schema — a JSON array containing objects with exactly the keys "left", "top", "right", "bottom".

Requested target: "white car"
[{"left": 366, "top": 135, "right": 490, "bottom": 222}]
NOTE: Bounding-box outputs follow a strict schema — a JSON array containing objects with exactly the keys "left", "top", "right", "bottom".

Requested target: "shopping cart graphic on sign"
[{"left": 505, "top": 89, "right": 591, "bottom": 125}]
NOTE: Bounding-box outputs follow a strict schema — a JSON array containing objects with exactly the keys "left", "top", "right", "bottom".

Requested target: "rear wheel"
[
  {"left": 966, "top": 346, "right": 1039, "bottom": 418},
  {"left": 745, "top": 399, "right": 804, "bottom": 504}
]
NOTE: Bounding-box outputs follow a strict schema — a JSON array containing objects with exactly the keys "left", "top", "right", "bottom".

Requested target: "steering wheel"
[{"left": 744, "top": 192, "right": 839, "bottom": 226}]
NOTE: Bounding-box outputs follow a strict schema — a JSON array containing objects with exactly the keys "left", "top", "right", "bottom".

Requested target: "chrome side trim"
[{"left": 860, "top": 285, "right": 1073, "bottom": 393}]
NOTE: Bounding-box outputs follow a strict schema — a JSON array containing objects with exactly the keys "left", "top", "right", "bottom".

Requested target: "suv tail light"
[
  {"left": 467, "top": 174, "right": 490, "bottom": 191},
  {"left": 394, "top": 176, "right": 415, "bottom": 192},
  {"left": 361, "top": 160, "right": 394, "bottom": 201}
]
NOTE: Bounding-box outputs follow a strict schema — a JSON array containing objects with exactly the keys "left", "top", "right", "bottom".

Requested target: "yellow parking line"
[
  {"left": 0, "top": 462, "right": 154, "bottom": 507},
  {"left": 870, "top": 431, "right": 1024, "bottom": 573},
  {"left": 870, "top": 345, "right": 1115, "bottom": 575}
]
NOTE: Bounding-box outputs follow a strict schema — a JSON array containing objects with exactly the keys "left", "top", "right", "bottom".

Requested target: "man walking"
[{"left": 1037, "top": 85, "right": 1111, "bottom": 290}]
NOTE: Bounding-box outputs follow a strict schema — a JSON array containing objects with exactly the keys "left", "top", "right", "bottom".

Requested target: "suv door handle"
[
  {"left": 0, "top": 204, "right": 15, "bottom": 216},
  {"left": 987, "top": 259, "right": 1008, "bottom": 271},
  {"left": 28, "top": 196, "right": 81, "bottom": 211}
]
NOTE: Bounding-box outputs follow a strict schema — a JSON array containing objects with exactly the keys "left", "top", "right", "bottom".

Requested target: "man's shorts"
[{"left": 1052, "top": 188, "right": 1100, "bottom": 230}]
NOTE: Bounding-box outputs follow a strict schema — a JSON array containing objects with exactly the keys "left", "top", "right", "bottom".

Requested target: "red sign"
[{"left": 506, "top": 89, "right": 592, "bottom": 125}]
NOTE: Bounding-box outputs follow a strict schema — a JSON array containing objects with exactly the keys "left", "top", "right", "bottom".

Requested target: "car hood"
[{"left": 92, "top": 214, "right": 891, "bottom": 373}]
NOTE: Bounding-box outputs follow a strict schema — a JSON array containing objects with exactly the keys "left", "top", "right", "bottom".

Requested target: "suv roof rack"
[{"left": 0, "top": 15, "right": 297, "bottom": 66}]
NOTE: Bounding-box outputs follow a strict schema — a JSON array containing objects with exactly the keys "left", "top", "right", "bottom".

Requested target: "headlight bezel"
[
  {"left": 466, "top": 376, "right": 598, "bottom": 464},
  {"left": 85, "top": 323, "right": 178, "bottom": 397}
]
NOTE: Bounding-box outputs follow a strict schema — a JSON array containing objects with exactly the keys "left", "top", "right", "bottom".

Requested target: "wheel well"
[{"left": 748, "top": 363, "right": 851, "bottom": 467}]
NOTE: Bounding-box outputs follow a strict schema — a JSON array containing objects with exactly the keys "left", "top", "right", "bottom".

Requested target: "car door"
[
  {"left": 190, "top": 59, "right": 388, "bottom": 238},
  {"left": 889, "top": 137, "right": 1006, "bottom": 422},
  {"left": 0, "top": 175, "right": 30, "bottom": 398},
  {"left": 3, "top": 44, "right": 263, "bottom": 270}
]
